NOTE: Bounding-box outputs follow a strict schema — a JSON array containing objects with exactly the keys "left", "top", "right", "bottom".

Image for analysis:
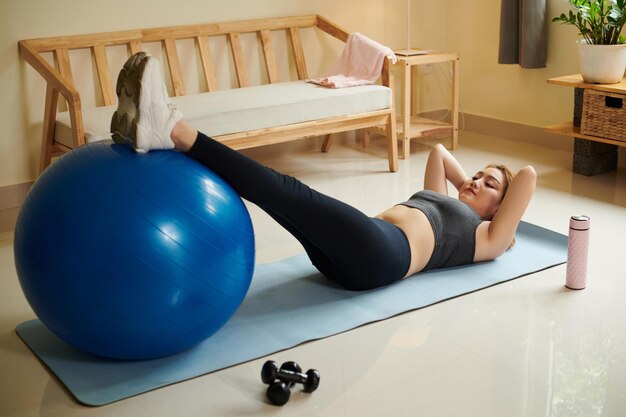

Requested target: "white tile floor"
[{"left": 2, "top": 131, "right": 626, "bottom": 417}]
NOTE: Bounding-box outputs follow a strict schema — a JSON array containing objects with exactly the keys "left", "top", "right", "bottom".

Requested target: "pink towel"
[{"left": 309, "top": 32, "right": 397, "bottom": 89}]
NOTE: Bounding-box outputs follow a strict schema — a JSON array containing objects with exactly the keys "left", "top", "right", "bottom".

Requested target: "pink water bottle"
[{"left": 565, "top": 215, "right": 591, "bottom": 290}]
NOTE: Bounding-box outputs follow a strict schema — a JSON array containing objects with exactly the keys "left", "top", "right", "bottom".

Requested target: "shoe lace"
[{"left": 166, "top": 102, "right": 180, "bottom": 118}]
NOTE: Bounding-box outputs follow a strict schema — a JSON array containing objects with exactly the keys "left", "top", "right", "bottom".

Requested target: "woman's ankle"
[{"left": 171, "top": 121, "right": 197, "bottom": 152}]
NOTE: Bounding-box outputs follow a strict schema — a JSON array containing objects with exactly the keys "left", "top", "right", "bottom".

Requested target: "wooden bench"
[{"left": 19, "top": 15, "right": 398, "bottom": 173}]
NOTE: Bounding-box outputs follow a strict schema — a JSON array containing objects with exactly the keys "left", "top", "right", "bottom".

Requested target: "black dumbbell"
[
  {"left": 265, "top": 380, "right": 291, "bottom": 406},
  {"left": 261, "top": 360, "right": 321, "bottom": 406},
  {"left": 262, "top": 360, "right": 321, "bottom": 392},
  {"left": 261, "top": 361, "right": 300, "bottom": 386},
  {"left": 261, "top": 361, "right": 298, "bottom": 406}
]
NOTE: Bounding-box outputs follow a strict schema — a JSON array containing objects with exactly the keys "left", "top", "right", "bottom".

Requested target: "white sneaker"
[{"left": 110, "top": 52, "right": 182, "bottom": 153}]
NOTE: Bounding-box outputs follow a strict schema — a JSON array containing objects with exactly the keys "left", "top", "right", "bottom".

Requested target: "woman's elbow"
[
  {"left": 519, "top": 165, "right": 536, "bottom": 178},
  {"left": 516, "top": 166, "right": 537, "bottom": 187}
]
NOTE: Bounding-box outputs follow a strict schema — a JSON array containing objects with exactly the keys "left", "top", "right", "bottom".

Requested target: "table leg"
[
  {"left": 451, "top": 57, "right": 460, "bottom": 150},
  {"left": 402, "top": 61, "right": 411, "bottom": 159}
]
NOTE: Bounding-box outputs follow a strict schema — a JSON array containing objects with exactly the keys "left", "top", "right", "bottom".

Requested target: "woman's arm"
[
  {"left": 424, "top": 144, "right": 468, "bottom": 194},
  {"left": 478, "top": 166, "right": 537, "bottom": 259}
]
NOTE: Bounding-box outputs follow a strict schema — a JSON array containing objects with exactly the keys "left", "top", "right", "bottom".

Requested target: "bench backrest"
[{"left": 19, "top": 15, "right": 349, "bottom": 109}]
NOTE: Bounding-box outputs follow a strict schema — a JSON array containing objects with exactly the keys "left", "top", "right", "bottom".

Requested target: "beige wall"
[
  {"left": 446, "top": 0, "right": 579, "bottom": 127},
  {"left": 2, "top": 0, "right": 582, "bottom": 187}
]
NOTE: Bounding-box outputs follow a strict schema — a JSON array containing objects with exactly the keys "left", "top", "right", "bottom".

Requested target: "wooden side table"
[
  {"left": 546, "top": 74, "right": 626, "bottom": 175},
  {"left": 395, "top": 51, "right": 460, "bottom": 158}
]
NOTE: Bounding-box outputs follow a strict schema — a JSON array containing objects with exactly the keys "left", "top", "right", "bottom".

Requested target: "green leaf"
[{"left": 553, "top": 0, "right": 626, "bottom": 44}]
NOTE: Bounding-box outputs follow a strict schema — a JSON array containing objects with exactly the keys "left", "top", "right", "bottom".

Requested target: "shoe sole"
[{"left": 110, "top": 52, "right": 149, "bottom": 146}]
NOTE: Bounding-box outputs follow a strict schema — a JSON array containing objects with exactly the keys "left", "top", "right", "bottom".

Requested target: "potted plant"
[{"left": 553, "top": 0, "right": 626, "bottom": 83}]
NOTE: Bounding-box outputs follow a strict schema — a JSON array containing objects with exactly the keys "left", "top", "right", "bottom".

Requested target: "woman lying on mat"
[{"left": 111, "top": 52, "right": 537, "bottom": 291}]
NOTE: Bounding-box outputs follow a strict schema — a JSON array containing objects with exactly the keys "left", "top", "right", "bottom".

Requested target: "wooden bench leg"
[
  {"left": 403, "top": 137, "right": 410, "bottom": 160},
  {"left": 321, "top": 133, "right": 333, "bottom": 153},
  {"left": 386, "top": 116, "right": 398, "bottom": 172},
  {"left": 362, "top": 129, "right": 370, "bottom": 148}
]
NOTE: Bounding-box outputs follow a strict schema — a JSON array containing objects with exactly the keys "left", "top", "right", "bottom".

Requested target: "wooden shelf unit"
[
  {"left": 547, "top": 74, "right": 626, "bottom": 175},
  {"left": 395, "top": 51, "right": 460, "bottom": 159},
  {"left": 547, "top": 74, "right": 626, "bottom": 94},
  {"left": 397, "top": 115, "right": 454, "bottom": 138},
  {"left": 547, "top": 74, "right": 626, "bottom": 148},
  {"left": 545, "top": 122, "right": 626, "bottom": 147}
]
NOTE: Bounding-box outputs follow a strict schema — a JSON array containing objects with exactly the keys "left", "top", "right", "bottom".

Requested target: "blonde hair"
[{"left": 484, "top": 163, "right": 516, "bottom": 249}]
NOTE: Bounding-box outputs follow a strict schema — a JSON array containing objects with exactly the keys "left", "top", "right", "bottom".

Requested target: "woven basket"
[{"left": 581, "top": 89, "right": 626, "bottom": 141}]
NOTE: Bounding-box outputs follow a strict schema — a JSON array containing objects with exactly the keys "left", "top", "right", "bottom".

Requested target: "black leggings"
[{"left": 187, "top": 132, "right": 411, "bottom": 291}]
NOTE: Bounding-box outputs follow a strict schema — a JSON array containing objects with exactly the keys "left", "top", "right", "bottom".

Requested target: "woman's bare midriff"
[{"left": 375, "top": 205, "right": 436, "bottom": 278}]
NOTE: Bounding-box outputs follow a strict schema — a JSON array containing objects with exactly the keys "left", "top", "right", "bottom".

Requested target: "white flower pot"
[{"left": 577, "top": 40, "right": 626, "bottom": 84}]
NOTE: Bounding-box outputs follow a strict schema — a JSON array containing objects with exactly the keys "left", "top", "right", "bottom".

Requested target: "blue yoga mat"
[{"left": 16, "top": 221, "right": 567, "bottom": 406}]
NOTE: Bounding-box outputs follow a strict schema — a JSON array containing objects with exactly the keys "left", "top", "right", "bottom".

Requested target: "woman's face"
[{"left": 458, "top": 167, "right": 507, "bottom": 220}]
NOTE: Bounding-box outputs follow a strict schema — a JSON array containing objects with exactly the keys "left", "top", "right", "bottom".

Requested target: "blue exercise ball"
[{"left": 14, "top": 141, "right": 255, "bottom": 360}]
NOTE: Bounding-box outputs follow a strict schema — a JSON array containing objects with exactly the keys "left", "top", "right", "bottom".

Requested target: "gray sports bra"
[{"left": 398, "top": 190, "right": 482, "bottom": 270}]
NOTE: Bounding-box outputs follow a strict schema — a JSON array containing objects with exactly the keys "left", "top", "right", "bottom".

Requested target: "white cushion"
[{"left": 55, "top": 81, "right": 391, "bottom": 148}]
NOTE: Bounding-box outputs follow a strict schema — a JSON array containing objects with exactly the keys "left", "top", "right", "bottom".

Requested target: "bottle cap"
[{"left": 570, "top": 215, "right": 590, "bottom": 230}]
